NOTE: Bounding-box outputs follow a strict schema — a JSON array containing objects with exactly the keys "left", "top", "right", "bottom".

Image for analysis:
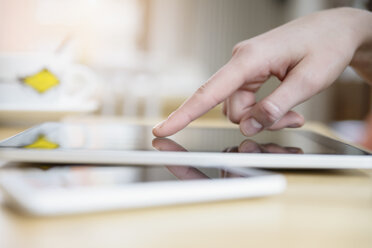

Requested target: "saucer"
[{"left": 0, "top": 101, "right": 99, "bottom": 125}]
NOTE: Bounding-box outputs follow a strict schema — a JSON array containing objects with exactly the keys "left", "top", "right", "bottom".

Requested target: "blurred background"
[{"left": 0, "top": 0, "right": 371, "bottom": 143}]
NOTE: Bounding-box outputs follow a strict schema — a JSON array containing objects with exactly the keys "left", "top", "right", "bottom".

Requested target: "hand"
[{"left": 153, "top": 7, "right": 372, "bottom": 137}]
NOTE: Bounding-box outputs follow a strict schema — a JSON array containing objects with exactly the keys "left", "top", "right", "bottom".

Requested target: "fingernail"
[
  {"left": 241, "top": 118, "right": 263, "bottom": 136},
  {"left": 287, "top": 123, "right": 302, "bottom": 128},
  {"left": 153, "top": 120, "right": 166, "bottom": 131}
]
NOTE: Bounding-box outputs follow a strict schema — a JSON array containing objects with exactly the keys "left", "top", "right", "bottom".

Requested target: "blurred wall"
[{"left": 147, "top": 0, "right": 286, "bottom": 75}]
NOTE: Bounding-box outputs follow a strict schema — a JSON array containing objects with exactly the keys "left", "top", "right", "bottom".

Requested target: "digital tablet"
[
  {"left": 0, "top": 164, "right": 285, "bottom": 216},
  {"left": 0, "top": 122, "right": 371, "bottom": 169}
]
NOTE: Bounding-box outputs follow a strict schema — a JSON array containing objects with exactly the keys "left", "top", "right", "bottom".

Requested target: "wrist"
[
  {"left": 347, "top": 8, "right": 372, "bottom": 82},
  {"left": 349, "top": 8, "right": 372, "bottom": 47}
]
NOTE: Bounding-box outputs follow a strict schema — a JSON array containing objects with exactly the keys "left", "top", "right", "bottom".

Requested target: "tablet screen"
[
  {"left": 0, "top": 122, "right": 368, "bottom": 155},
  {"left": 0, "top": 163, "right": 259, "bottom": 189},
  {"left": 0, "top": 163, "right": 284, "bottom": 216}
]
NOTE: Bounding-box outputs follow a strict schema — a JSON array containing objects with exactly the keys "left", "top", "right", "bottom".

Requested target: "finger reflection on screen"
[
  {"left": 152, "top": 138, "right": 188, "bottom": 152},
  {"left": 220, "top": 169, "right": 244, "bottom": 178},
  {"left": 152, "top": 138, "right": 209, "bottom": 180},
  {"left": 237, "top": 139, "right": 304, "bottom": 154},
  {"left": 151, "top": 137, "right": 299, "bottom": 179}
]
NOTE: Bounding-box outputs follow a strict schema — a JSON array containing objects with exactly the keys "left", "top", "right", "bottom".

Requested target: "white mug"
[{"left": 0, "top": 52, "right": 98, "bottom": 107}]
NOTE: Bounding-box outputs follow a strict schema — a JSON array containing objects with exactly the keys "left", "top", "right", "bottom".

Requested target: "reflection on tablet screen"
[
  {"left": 0, "top": 122, "right": 369, "bottom": 155},
  {"left": 1, "top": 164, "right": 246, "bottom": 188}
]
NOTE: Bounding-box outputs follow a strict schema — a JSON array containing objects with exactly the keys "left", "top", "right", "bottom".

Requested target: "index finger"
[{"left": 152, "top": 60, "right": 253, "bottom": 137}]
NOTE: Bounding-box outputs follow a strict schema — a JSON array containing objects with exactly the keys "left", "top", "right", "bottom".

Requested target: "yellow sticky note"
[
  {"left": 24, "top": 135, "right": 59, "bottom": 149},
  {"left": 22, "top": 68, "right": 60, "bottom": 94}
]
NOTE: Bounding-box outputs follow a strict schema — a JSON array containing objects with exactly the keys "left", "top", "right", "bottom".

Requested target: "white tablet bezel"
[
  {"left": 0, "top": 123, "right": 371, "bottom": 169},
  {"left": 0, "top": 148, "right": 372, "bottom": 169},
  {"left": 0, "top": 167, "right": 286, "bottom": 216}
]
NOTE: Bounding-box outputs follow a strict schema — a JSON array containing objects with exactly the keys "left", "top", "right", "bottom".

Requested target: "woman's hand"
[{"left": 153, "top": 7, "right": 372, "bottom": 137}]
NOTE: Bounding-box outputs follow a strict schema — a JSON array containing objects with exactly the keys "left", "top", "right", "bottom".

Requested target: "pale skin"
[{"left": 153, "top": 8, "right": 372, "bottom": 138}]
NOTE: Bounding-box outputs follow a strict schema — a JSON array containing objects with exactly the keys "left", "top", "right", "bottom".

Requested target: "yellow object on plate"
[
  {"left": 24, "top": 134, "right": 59, "bottom": 149},
  {"left": 22, "top": 68, "right": 60, "bottom": 93}
]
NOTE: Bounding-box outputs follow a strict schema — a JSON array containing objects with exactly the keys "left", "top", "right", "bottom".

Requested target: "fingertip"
[
  {"left": 240, "top": 117, "right": 263, "bottom": 136},
  {"left": 287, "top": 113, "right": 305, "bottom": 128},
  {"left": 152, "top": 120, "right": 167, "bottom": 137},
  {"left": 286, "top": 123, "right": 303, "bottom": 128},
  {"left": 297, "top": 114, "right": 305, "bottom": 126},
  {"left": 152, "top": 128, "right": 167, "bottom": 138},
  {"left": 152, "top": 127, "right": 158, "bottom": 137},
  {"left": 267, "top": 111, "right": 305, "bottom": 131}
]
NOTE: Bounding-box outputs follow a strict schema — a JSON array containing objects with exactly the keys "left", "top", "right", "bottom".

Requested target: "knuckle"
[
  {"left": 232, "top": 40, "right": 261, "bottom": 58},
  {"left": 231, "top": 42, "right": 270, "bottom": 82},
  {"left": 232, "top": 44, "right": 241, "bottom": 55},
  {"left": 196, "top": 83, "right": 210, "bottom": 95},
  {"left": 194, "top": 84, "right": 210, "bottom": 101},
  {"left": 234, "top": 42, "right": 254, "bottom": 57},
  {"left": 232, "top": 40, "right": 247, "bottom": 55}
]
